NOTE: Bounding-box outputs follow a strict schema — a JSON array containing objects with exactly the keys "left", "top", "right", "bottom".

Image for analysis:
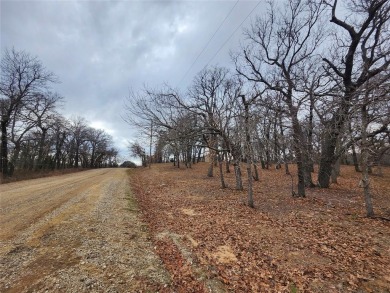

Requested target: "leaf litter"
[{"left": 129, "top": 163, "right": 390, "bottom": 293}]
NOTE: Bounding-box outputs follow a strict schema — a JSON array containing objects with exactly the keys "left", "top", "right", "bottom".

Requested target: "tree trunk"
[
  {"left": 273, "top": 116, "right": 279, "bottom": 166},
  {"left": 253, "top": 163, "right": 259, "bottom": 181},
  {"left": 331, "top": 164, "right": 338, "bottom": 184},
  {"left": 187, "top": 145, "right": 192, "bottom": 168},
  {"left": 279, "top": 118, "right": 290, "bottom": 175},
  {"left": 331, "top": 156, "right": 341, "bottom": 184},
  {"left": 20, "top": 143, "right": 29, "bottom": 170},
  {"left": 192, "top": 146, "right": 197, "bottom": 164},
  {"left": 361, "top": 103, "right": 374, "bottom": 217},
  {"left": 36, "top": 128, "right": 47, "bottom": 170},
  {"left": 75, "top": 144, "right": 80, "bottom": 168},
  {"left": 207, "top": 158, "right": 214, "bottom": 177},
  {"left": 284, "top": 161, "right": 290, "bottom": 175},
  {"left": 260, "top": 158, "right": 266, "bottom": 169},
  {"left": 300, "top": 121, "right": 314, "bottom": 188},
  {"left": 265, "top": 124, "right": 270, "bottom": 169},
  {"left": 307, "top": 94, "right": 315, "bottom": 172},
  {"left": 246, "top": 161, "right": 254, "bottom": 208},
  {"left": 54, "top": 132, "right": 65, "bottom": 169},
  {"left": 149, "top": 121, "right": 153, "bottom": 169},
  {"left": 348, "top": 121, "right": 360, "bottom": 172},
  {"left": 197, "top": 146, "right": 202, "bottom": 163},
  {"left": 218, "top": 153, "right": 226, "bottom": 189},
  {"left": 242, "top": 96, "right": 254, "bottom": 207},
  {"left": 318, "top": 97, "right": 351, "bottom": 188},
  {"left": 234, "top": 162, "right": 243, "bottom": 191},
  {"left": 1, "top": 120, "right": 9, "bottom": 178},
  {"left": 292, "top": 129, "right": 306, "bottom": 197},
  {"left": 207, "top": 135, "right": 217, "bottom": 176},
  {"left": 90, "top": 147, "right": 95, "bottom": 168},
  {"left": 232, "top": 146, "right": 243, "bottom": 191},
  {"left": 318, "top": 135, "right": 336, "bottom": 187},
  {"left": 289, "top": 103, "right": 306, "bottom": 197},
  {"left": 303, "top": 147, "right": 315, "bottom": 187},
  {"left": 351, "top": 144, "right": 360, "bottom": 172},
  {"left": 225, "top": 152, "right": 230, "bottom": 173},
  {"left": 304, "top": 165, "right": 314, "bottom": 187},
  {"left": 9, "top": 142, "right": 21, "bottom": 177}
]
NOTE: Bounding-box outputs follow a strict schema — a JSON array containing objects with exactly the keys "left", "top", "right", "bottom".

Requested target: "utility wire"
[
  {"left": 178, "top": 0, "right": 239, "bottom": 86},
  {"left": 203, "top": 1, "right": 261, "bottom": 69}
]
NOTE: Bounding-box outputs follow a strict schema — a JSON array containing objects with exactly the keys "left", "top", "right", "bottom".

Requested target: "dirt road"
[{"left": 0, "top": 169, "right": 170, "bottom": 292}]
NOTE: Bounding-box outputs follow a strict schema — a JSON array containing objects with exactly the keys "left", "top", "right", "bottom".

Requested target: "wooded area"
[
  {"left": 0, "top": 49, "right": 119, "bottom": 182},
  {"left": 125, "top": 0, "right": 390, "bottom": 218}
]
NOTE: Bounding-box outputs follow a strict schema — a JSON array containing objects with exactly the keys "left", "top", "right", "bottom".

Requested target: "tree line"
[
  {"left": 125, "top": 0, "right": 390, "bottom": 217},
  {"left": 0, "top": 49, "right": 119, "bottom": 179}
]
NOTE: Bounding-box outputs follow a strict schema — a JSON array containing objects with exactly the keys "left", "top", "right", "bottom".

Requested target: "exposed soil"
[
  {"left": 0, "top": 168, "right": 170, "bottom": 292},
  {"left": 130, "top": 163, "right": 390, "bottom": 293}
]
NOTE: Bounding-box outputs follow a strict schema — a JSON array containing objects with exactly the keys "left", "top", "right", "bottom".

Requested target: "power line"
[
  {"left": 178, "top": 0, "right": 239, "bottom": 86},
  {"left": 203, "top": 1, "right": 261, "bottom": 69}
]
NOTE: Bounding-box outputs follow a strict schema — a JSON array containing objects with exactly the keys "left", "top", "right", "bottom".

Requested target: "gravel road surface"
[{"left": 0, "top": 169, "right": 170, "bottom": 292}]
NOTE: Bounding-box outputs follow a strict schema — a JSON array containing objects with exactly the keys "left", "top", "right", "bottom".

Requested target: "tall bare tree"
[
  {"left": 0, "top": 48, "right": 55, "bottom": 177},
  {"left": 318, "top": 0, "right": 390, "bottom": 187},
  {"left": 69, "top": 116, "right": 88, "bottom": 168},
  {"left": 30, "top": 92, "right": 62, "bottom": 170},
  {"left": 235, "top": 0, "right": 325, "bottom": 196}
]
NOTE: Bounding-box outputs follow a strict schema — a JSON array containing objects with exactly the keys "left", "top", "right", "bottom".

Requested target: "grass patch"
[
  {"left": 290, "top": 283, "right": 299, "bottom": 293},
  {"left": 124, "top": 190, "right": 139, "bottom": 212},
  {"left": 125, "top": 168, "right": 141, "bottom": 213}
]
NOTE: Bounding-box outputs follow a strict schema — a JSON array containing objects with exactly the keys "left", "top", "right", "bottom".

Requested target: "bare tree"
[
  {"left": 52, "top": 115, "right": 69, "bottom": 169},
  {"left": 355, "top": 74, "right": 389, "bottom": 217},
  {"left": 177, "top": 67, "right": 245, "bottom": 188},
  {"left": 29, "top": 92, "right": 62, "bottom": 170},
  {"left": 125, "top": 67, "right": 245, "bottom": 189},
  {"left": 186, "top": 66, "right": 230, "bottom": 177},
  {"left": 240, "top": 93, "right": 260, "bottom": 208},
  {"left": 235, "top": 0, "right": 325, "bottom": 197},
  {"left": 69, "top": 116, "right": 88, "bottom": 168},
  {"left": 129, "top": 141, "right": 147, "bottom": 167},
  {"left": 0, "top": 48, "right": 55, "bottom": 177},
  {"left": 87, "top": 128, "right": 111, "bottom": 168},
  {"left": 8, "top": 101, "right": 37, "bottom": 175},
  {"left": 318, "top": 0, "right": 390, "bottom": 187}
]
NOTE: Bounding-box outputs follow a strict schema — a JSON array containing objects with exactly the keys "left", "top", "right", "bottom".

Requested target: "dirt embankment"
[{"left": 0, "top": 168, "right": 170, "bottom": 293}]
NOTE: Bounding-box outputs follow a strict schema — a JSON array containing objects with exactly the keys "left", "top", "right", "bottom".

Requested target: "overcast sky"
[{"left": 1, "top": 0, "right": 264, "bottom": 161}]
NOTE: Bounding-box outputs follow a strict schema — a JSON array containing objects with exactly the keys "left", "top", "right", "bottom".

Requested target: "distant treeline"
[{"left": 1, "top": 48, "right": 119, "bottom": 179}]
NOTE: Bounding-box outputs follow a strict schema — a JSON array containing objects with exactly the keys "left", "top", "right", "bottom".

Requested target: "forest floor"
[{"left": 130, "top": 162, "right": 390, "bottom": 293}]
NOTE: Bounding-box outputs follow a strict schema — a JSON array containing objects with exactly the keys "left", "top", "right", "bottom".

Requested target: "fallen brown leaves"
[{"left": 129, "top": 163, "right": 390, "bottom": 293}]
